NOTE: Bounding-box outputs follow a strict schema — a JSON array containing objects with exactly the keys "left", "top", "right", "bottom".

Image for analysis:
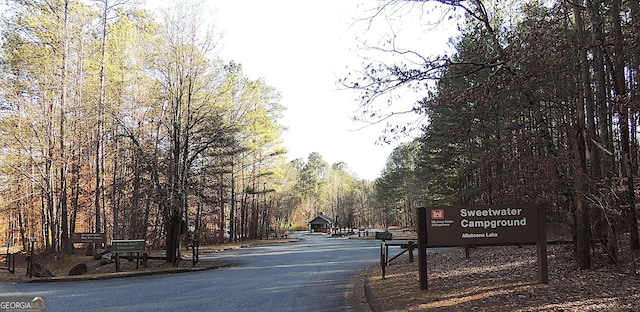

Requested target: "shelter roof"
[{"left": 309, "top": 214, "right": 333, "bottom": 225}]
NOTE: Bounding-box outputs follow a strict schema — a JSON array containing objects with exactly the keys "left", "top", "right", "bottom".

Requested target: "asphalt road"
[{"left": 0, "top": 233, "right": 380, "bottom": 311}]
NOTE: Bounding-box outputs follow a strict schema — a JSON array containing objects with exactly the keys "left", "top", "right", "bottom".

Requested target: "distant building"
[{"left": 308, "top": 214, "right": 333, "bottom": 233}]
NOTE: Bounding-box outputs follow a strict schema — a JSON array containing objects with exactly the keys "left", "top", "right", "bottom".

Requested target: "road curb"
[
  {"left": 23, "top": 263, "right": 232, "bottom": 283},
  {"left": 363, "top": 280, "right": 384, "bottom": 312}
]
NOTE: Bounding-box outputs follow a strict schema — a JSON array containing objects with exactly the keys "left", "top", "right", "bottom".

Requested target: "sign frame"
[
  {"left": 111, "top": 239, "right": 146, "bottom": 253},
  {"left": 416, "top": 205, "right": 547, "bottom": 290},
  {"left": 72, "top": 233, "right": 106, "bottom": 244},
  {"left": 425, "top": 205, "right": 540, "bottom": 247}
]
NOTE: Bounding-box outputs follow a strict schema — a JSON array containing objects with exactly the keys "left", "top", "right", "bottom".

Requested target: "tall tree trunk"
[
  {"left": 230, "top": 169, "right": 236, "bottom": 242},
  {"left": 629, "top": 0, "right": 640, "bottom": 250},
  {"left": 253, "top": 191, "right": 259, "bottom": 239},
  {"left": 588, "top": 0, "right": 611, "bottom": 177},
  {"left": 144, "top": 193, "right": 151, "bottom": 242},
  {"left": 131, "top": 150, "right": 142, "bottom": 238},
  {"left": 112, "top": 133, "right": 120, "bottom": 239},
  {"left": 18, "top": 196, "right": 26, "bottom": 251},
  {"left": 165, "top": 91, "right": 183, "bottom": 265},
  {"left": 241, "top": 193, "right": 247, "bottom": 240},
  {"left": 40, "top": 197, "right": 45, "bottom": 250},
  {"left": 611, "top": 0, "right": 640, "bottom": 250},
  {"left": 58, "top": 0, "right": 72, "bottom": 255},
  {"left": 45, "top": 92, "right": 56, "bottom": 252},
  {"left": 586, "top": 0, "right": 619, "bottom": 263},
  {"left": 70, "top": 153, "right": 80, "bottom": 248},
  {"left": 218, "top": 172, "right": 225, "bottom": 243},
  {"left": 195, "top": 202, "right": 201, "bottom": 240},
  {"left": 573, "top": 2, "right": 592, "bottom": 269},
  {"left": 46, "top": 190, "right": 55, "bottom": 251},
  {"left": 95, "top": 0, "right": 110, "bottom": 242}
]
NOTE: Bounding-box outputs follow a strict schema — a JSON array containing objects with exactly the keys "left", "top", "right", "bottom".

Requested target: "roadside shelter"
[{"left": 308, "top": 214, "right": 333, "bottom": 233}]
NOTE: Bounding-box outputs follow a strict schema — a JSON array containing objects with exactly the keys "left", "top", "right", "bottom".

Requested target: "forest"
[
  {"left": 0, "top": 0, "right": 379, "bottom": 265},
  {"left": 2, "top": 0, "right": 640, "bottom": 272},
  {"left": 345, "top": 0, "right": 640, "bottom": 269}
]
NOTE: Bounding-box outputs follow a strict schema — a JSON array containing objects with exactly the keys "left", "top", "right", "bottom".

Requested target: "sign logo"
[{"left": 431, "top": 209, "right": 445, "bottom": 220}]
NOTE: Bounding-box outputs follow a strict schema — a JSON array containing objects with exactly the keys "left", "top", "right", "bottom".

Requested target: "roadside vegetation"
[
  {"left": 342, "top": 0, "right": 640, "bottom": 273},
  {"left": 0, "top": 1, "right": 385, "bottom": 262}
]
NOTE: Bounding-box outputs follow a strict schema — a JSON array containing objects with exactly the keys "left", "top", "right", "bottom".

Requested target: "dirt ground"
[
  {"left": 0, "top": 238, "right": 296, "bottom": 283},
  {"left": 361, "top": 243, "right": 640, "bottom": 311}
]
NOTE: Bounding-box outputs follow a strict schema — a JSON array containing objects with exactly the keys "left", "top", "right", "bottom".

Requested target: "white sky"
[
  {"left": 213, "top": 2, "right": 370, "bottom": 173},
  {"left": 205, "top": 1, "right": 458, "bottom": 180},
  {"left": 214, "top": 1, "right": 390, "bottom": 180}
]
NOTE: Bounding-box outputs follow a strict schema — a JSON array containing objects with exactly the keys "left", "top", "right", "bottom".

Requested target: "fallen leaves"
[{"left": 365, "top": 244, "right": 640, "bottom": 311}]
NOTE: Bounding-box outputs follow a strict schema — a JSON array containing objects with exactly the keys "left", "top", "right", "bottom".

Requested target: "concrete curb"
[
  {"left": 363, "top": 280, "right": 384, "bottom": 312},
  {"left": 23, "top": 263, "right": 233, "bottom": 283}
]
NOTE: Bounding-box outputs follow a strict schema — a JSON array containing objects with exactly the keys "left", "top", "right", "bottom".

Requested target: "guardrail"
[{"left": 380, "top": 240, "right": 416, "bottom": 279}]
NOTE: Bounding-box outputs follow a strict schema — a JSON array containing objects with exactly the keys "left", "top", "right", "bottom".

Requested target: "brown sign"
[
  {"left": 416, "top": 205, "right": 547, "bottom": 290},
  {"left": 112, "top": 239, "right": 145, "bottom": 253},
  {"left": 426, "top": 205, "right": 539, "bottom": 247},
  {"left": 72, "top": 233, "right": 106, "bottom": 244}
]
